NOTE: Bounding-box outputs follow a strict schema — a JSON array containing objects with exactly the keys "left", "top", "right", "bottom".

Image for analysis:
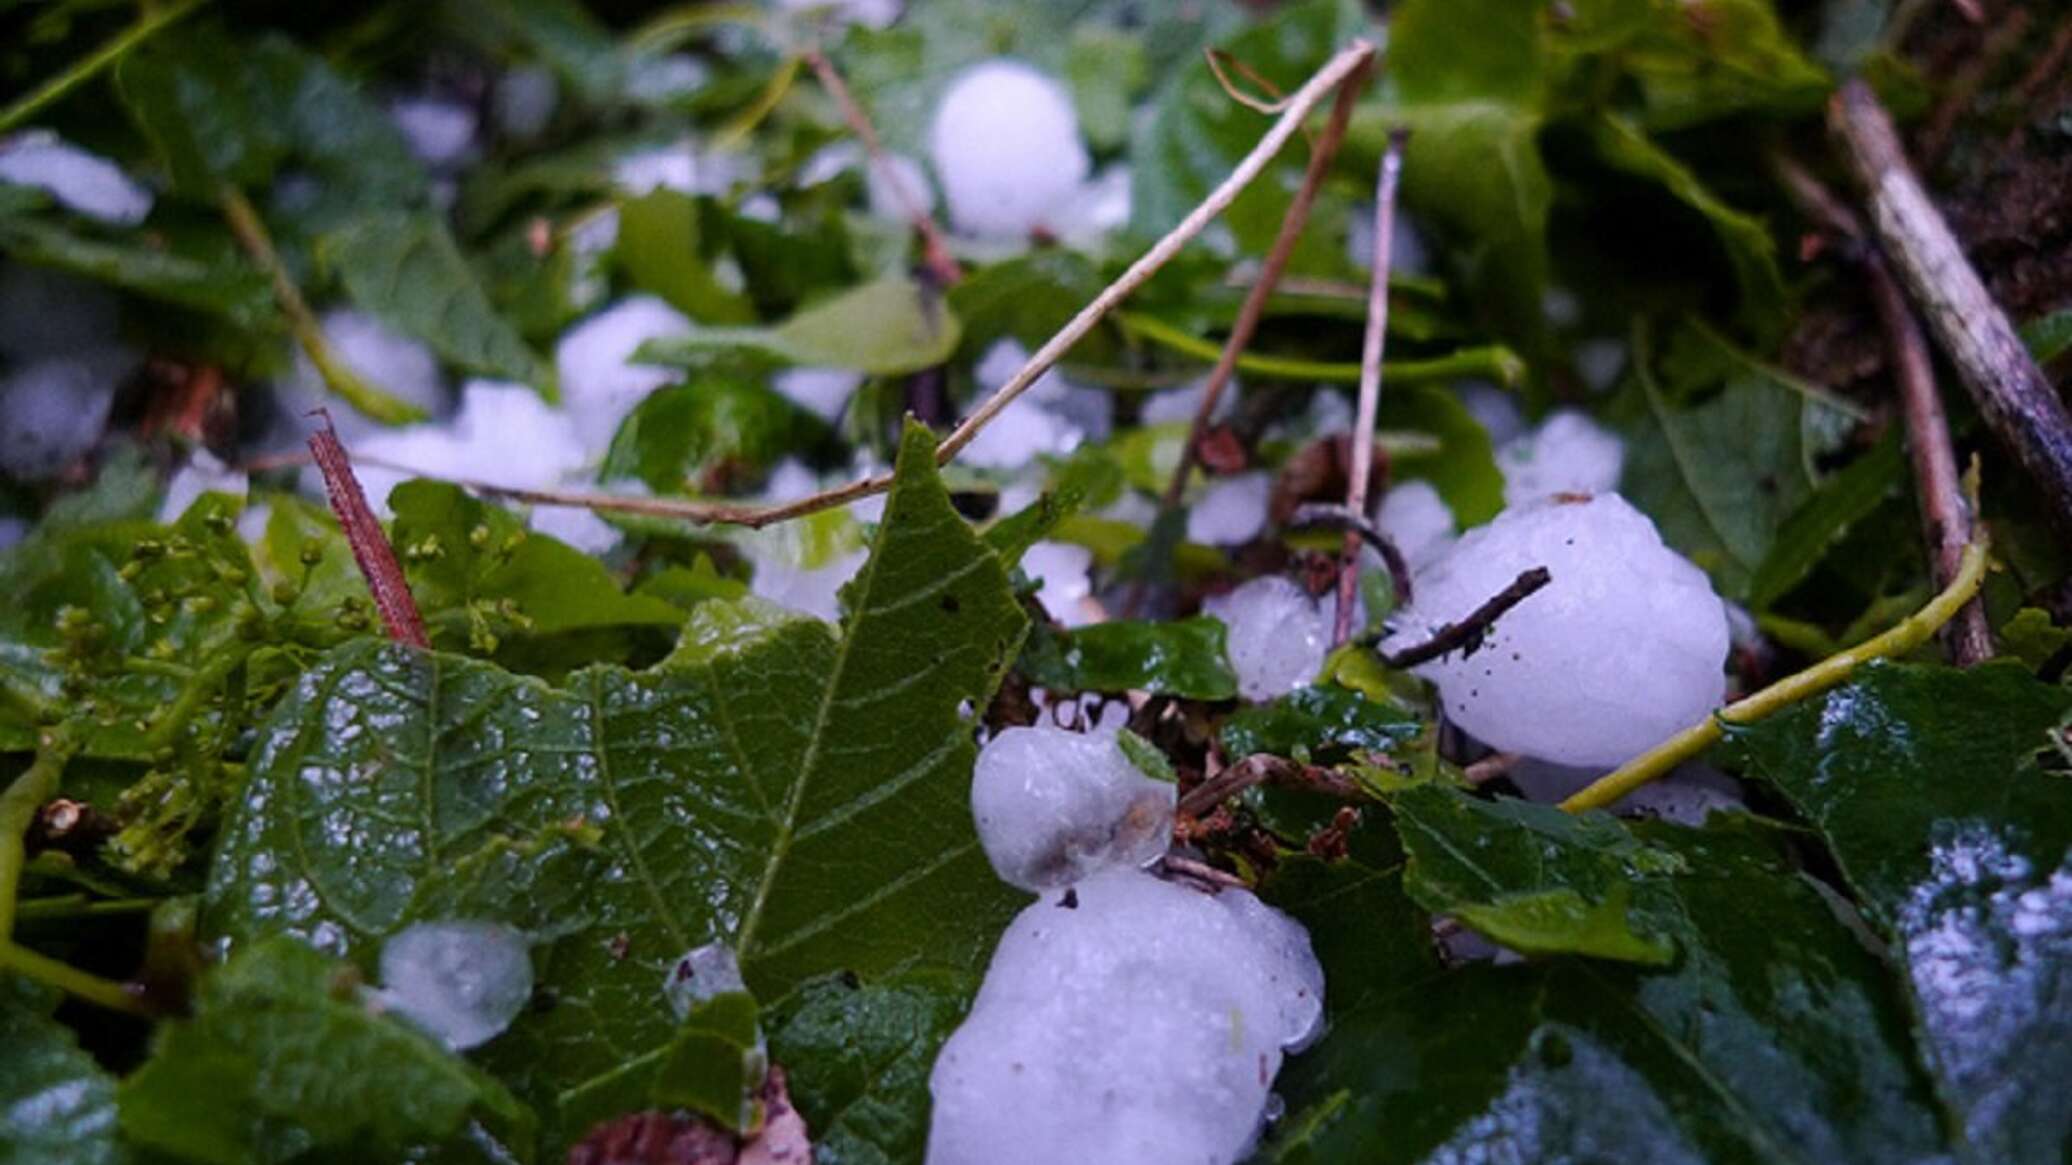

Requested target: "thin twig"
[
  {"left": 1288, "top": 503, "right": 1412, "bottom": 608},
  {"left": 1829, "top": 79, "right": 2072, "bottom": 536},
  {"left": 0, "top": 726, "right": 75, "bottom": 943},
  {"left": 1176, "top": 753, "right": 1367, "bottom": 819},
  {"left": 220, "top": 189, "right": 423, "bottom": 425},
  {"left": 0, "top": 0, "right": 209, "bottom": 134},
  {"left": 1119, "top": 312, "right": 1524, "bottom": 386},
  {"left": 1203, "top": 49, "right": 1293, "bottom": 114},
  {"left": 0, "top": 942, "right": 149, "bottom": 1016},
  {"left": 1370, "top": 567, "right": 1551, "bottom": 670},
  {"left": 308, "top": 420, "right": 429, "bottom": 648},
  {"left": 1157, "top": 54, "right": 1374, "bottom": 514},
  {"left": 1462, "top": 751, "right": 1523, "bottom": 786},
  {"left": 1562, "top": 534, "right": 1991, "bottom": 812},
  {"left": 803, "top": 48, "right": 961, "bottom": 286},
  {"left": 1335, "top": 131, "right": 1407, "bottom": 646},
  {"left": 1772, "top": 155, "right": 1993, "bottom": 665},
  {"left": 2013, "top": 11, "right": 2072, "bottom": 105},
  {"left": 1158, "top": 854, "right": 1251, "bottom": 892}
]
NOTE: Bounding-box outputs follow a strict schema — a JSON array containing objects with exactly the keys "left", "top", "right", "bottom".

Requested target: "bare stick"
[
  {"left": 1370, "top": 567, "right": 1551, "bottom": 670},
  {"left": 1176, "top": 753, "right": 1365, "bottom": 819},
  {"left": 803, "top": 48, "right": 962, "bottom": 287},
  {"left": 1563, "top": 534, "right": 1990, "bottom": 812},
  {"left": 1157, "top": 52, "right": 1374, "bottom": 514},
  {"left": 1288, "top": 503, "right": 1412, "bottom": 607},
  {"left": 1829, "top": 79, "right": 2072, "bottom": 536},
  {"left": 308, "top": 421, "right": 429, "bottom": 649},
  {"left": 1772, "top": 155, "right": 1993, "bottom": 665},
  {"left": 1334, "top": 131, "right": 1407, "bottom": 646}
]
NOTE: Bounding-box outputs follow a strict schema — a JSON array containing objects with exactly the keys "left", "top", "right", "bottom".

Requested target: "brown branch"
[
  {"left": 1917, "top": 7, "right": 2029, "bottom": 168},
  {"left": 2014, "top": 11, "right": 2072, "bottom": 104},
  {"left": 1772, "top": 154, "right": 1993, "bottom": 665},
  {"left": 803, "top": 48, "right": 962, "bottom": 287},
  {"left": 1828, "top": 79, "right": 2072, "bottom": 537},
  {"left": 1175, "top": 753, "right": 1366, "bottom": 819},
  {"left": 1335, "top": 130, "right": 1408, "bottom": 647},
  {"left": 1157, "top": 53, "right": 1375, "bottom": 515},
  {"left": 1287, "top": 502, "right": 1412, "bottom": 608},
  {"left": 1372, "top": 567, "right": 1550, "bottom": 669},
  {"left": 308, "top": 419, "right": 429, "bottom": 649}
]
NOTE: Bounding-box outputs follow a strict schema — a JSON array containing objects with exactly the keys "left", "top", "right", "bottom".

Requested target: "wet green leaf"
[
  {"left": 637, "top": 277, "right": 961, "bottom": 375},
  {"left": 1728, "top": 661, "right": 2072, "bottom": 1162},
  {"left": 1019, "top": 616, "right": 1239, "bottom": 700},
  {"left": 0, "top": 219, "right": 276, "bottom": 329},
  {"left": 2021, "top": 308, "right": 2072, "bottom": 364},
  {"left": 202, "top": 423, "right": 1028, "bottom": 1148},
  {"left": 0, "top": 981, "right": 125, "bottom": 1165},
  {"left": 598, "top": 377, "right": 826, "bottom": 496},
  {"left": 118, "top": 936, "right": 533, "bottom": 1164},
  {"left": 1219, "top": 684, "right": 1421, "bottom": 763},
  {"left": 614, "top": 189, "right": 755, "bottom": 325},
  {"left": 766, "top": 970, "right": 975, "bottom": 1165},
  {"left": 1747, "top": 430, "right": 1904, "bottom": 610},
  {"left": 323, "top": 210, "right": 553, "bottom": 392},
  {"left": 648, "top": 992, "right": 765, "bottom": 1132}
]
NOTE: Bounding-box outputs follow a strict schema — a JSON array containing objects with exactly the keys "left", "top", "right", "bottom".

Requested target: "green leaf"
[
  {"left": 118, "top": 936, "right": 533, "bottom": 1164},
  {"left": 650, "top": 992, "right": 765, "bottom": 1132},
  {"left": 1018, "top": 617, "right": 1239, "bottom": 700},
  {"left": 0, "top": 981, "right": 125, "bottom": 1165},
  {"left": 598, "top": 377, "right": 826, "bottom": 497},
  {"left": 1728, "top": 661, "right": 2072, "bottom": 1162},
  {"left": 1389, "top": 784, "right": 1681, "bottom": 965},
  {"left": 637, "top": 277, "right": 961, "bottom": 376},
  {"left": 389, "top": 480, "right": 684, "bottom": 641},
  {"left": 983, "top": 449, "right": 1124, "bottom": 567},
  {"left": 1589, "top": 114, "right": 1786, "bottom": 336},
  {"left": 1268, "top": 814, "right": 1952, "bottom": 1163},
  {"left": 1379, "top": 382, "right": 1505, "bottom": 527},
  {"left": 1611, "top": 0, "right": 1830, "bottom": 129},
  {"left": 1747, "top": 430, "right": 1905, "bottom": 610},
  {"left": 1218, "top": 684, "right": 1422, "bottom": 763},
  {"left": 1999, "top": 608, "right": 2070, "bottom": 671},
  {"left": 203, "top": 422, "right": 1029, "bottom": 1147},
  {"left": 1065, "top": 26, "right": 1147, "bottom": 152},
  {"left": 0, "top": 219, "right": 276, "bottom": 329},
  {"left": 2021, "top": 308, "right": 2072, "bottom": 364},
  {"left": 766, "top": 970, "right": 975, "bottom": 1165},
  {"left": 322, "top": 210, "right": 553, "bottom": 392},
  {"left": 614, "top": 189, "right": 756, "bottom": 325}
]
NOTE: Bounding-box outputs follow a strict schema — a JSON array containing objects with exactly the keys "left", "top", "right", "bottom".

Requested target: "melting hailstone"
[
  {"left": 927, "top": 60, "right": 1089, "bottom": 240},
  {"left": 377, "top": 920, "right": 532, "bottom": 1051},
  {"left": 971, "top": 727, "right": 1175, "bottom": 892},
  {"left": 927, "top": 868, "right": 1324, "bottom": 1165},
  {"left": 664, "top": 941, "right": 749, "bottom": 1021},
  {"left": 1497, "top": 408, "right": 1625, "bottom": 507},
  {"left": 1201, "top": 576, "right": 1333, "bottom": 702},
  {"left": 1384, "top": 492, "right": 1727, "bottom": 768}
]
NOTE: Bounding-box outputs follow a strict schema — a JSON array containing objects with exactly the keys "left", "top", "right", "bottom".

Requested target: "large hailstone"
[
  {"left": 1497, "top": 408, "right": 1624, "bottom": 507},
  {"left": 1201, "top": 577, "right": 1334, "bottom": 702},
  {"left": 972, "top": 727, "right": 1174, "bottom": 892},
  {"left": 377, "top": 920, "right": 533, "bottom": 1050},
  {"left": 1385, "top": 493, "right": 1727, "bottom": 768},
  {"left": 927, "top": 60, "right": 1090, "bottom": 240},
  {"left": 927, "top": 868, "right": 1324, "bottom": 1165}
]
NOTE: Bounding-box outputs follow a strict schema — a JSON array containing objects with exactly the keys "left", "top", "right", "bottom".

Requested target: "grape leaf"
[
  {"left": 0, "top": 981, "right": 125, "bottom": 1165},
  {"left": 1018, "top": 616, "right": 1239, "bottom": 700},
  {"left": 202, "top": 421, "right": 1029, "bottom": 1148},
  {"left": 1218, "top": 684, "right": 1421, "bottom": 763},
  {"left": 636, "top": 277, "right": 962, "bottom": 376},
  {"left": 1727, "top": 661, "right": 2072, "bottom": 1163},
  {"left": 117, "top": 936, "right": 533, "bottom": 1164},
  {"left": 0, "top": 219, "right": 277, "bottom": 330}
]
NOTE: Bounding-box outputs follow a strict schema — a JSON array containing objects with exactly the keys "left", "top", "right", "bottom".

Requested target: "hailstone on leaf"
[
  {"left": 971, "top": 727, "right": 1175, "bottom": 892},
  {"left": 1202, "top": 576, "right": 1334, "bottom": 702},
  {"left": 928, "top": 60, "right": 1090, "bottom": 240},
  {"left": 926, "top": 868, "right": 1323, "bottom": 1165},
  {"left": 377, "top": 920, "right": 532, "bottom": 1051},
  {"left": 1384, "top": 493, "right": 1728, "bottom": 768}
]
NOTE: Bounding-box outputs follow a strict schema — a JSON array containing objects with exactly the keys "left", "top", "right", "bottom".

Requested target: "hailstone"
[
  {"left": 1497, "top": 408, "right": 1625, "bottom": 507},
  {"left": 926, "top": 868, "right": 1323, "bottom": 1165},
  {"left": 1201, "top": 577, "right": 1333, "bottom": 702},
  {"left": 1384, "top": 493, "right": 1728, "bottom": 768},
  {"left": 1376, "top": 479, "right": 1457, "bottom": 571},
  {"left": 971, "top": 727, "right": 1174, "bottom": 892},
  {"left": 1186, "top": 472, "right": 1270, "bottom": 546},
  {"left": 927, "top": 60, "right": 1089, "bottom": 240},
  {"left": 663, "top": 941, "right": 749, "bottom": 1021},
  {"left": 377, "top": 920, "right": 532, "bottom": 1051}
]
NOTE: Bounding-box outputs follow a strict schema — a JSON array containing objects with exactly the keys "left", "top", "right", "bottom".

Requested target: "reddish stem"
[{"left": 307, "top": 418, "right": 429, "bottom": 649}]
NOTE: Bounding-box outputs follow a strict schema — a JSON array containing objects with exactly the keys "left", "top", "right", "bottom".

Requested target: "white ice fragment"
[
  {"left": 663, "top": 941, "right": 748, "bottom": 1021},
  {"left": 866, "top": 152, "right": 936, "bottom": 221},
  {"left": 377, "top": 920, "right": 532, "bottom": 1051},
  {"left": 530, "top": 503, "right": 621, "bottom": 554},
  {"left": 0, "top": 354, "right": 125, "bottom": 481},
  {"left": 1376, "top": 480, "right": 1456, "bottom": 571},
  {"left": 624, "top": 54, "right": 711, "bottom": 104},
  {"left": 0, "top": 264, "right": 121, "bottom": 363},
  {"left": 1202, "top": 576, "right": 1332, "bottom": 702},
  {"left": 1186, "top": 472, "right": 1270, "bottom": 546},
  {"left": 776, "top": 0, "right": 903, "bottom": 28},
  {"left": 347, "top": 380, "right": 588, "bottom": 515},
  {"left": 159, "top": 451, "right": 247, "bottom": 524},
  {"left": 1498, "top": 409, "right": 1624, "bottom": 507},
  {"left": 740, "top": 472, "right": 870, "bottom": 622},
  {"left": 1454, "top": 380, "right": 1525, "bottom": 448},
  {"left": 958, "top": 397, "right": 1082, "bottom": 470},
  {"left": 1507, "top": 759, "right": 1746, "bottom": 825},
  {"left": 972, "top": 727, "right": 1173, "bottom": 892},
  {"left": 1542, "top": 286, "right": 1582, "bottom": 328},
  {"left": 389, "top": 98, "right": 478, "bottom": 169},
  {"left": 1028, "top": 688, "right": 1131, "bottom": 737},
  {"left": 0, "top": 131, "right": 153, "bottom": 225},
  {"left": 1348, "top": 204, "right": 1430, "bottom": 276},
  {"left": 613, "top": 144, "right": 699, "bottom": 195},
  {"left": 1024, "top": 540, "right": 1096, "bottom": 627},
  {"left": 554, "top": 296, "right": 693, "bottom": 455},
  {"left": 1052, "top": 165, "right": 1132, "bottom": 247},
  {"left": 928, "top": 60, "right": 1089, "bottom": 240},
  {"left": 1574, "top": 337, "right": 1626, "bottom": 393},
  {"left": 1140, "top": 375, "right": 1236, "bottom": 426},
  {"left": 772, "top": 366, "right": 861, "bottom": 422},
  {"left": 1385, "top": 493, "right": 1728, "bottom": 768},
  {"left": 927, "top": 868, "right": 1323, "bottom": 1165},
  {"left": 975, "top": 338, "right": 1110, "bottom": 441},
  {"left": 494, "top": 67, "right": 559, "bottom": 140}
]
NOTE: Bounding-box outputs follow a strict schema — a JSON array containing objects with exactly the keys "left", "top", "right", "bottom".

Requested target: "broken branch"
[
  {"left": 1334, "top": 129, "right": 1407, "bottom": 647},
  {"left": 308, "top": 421, "right": 430, "bottom": 649},
  {"left": 1368, "top": 567, "right": 1551, "bottom": 670},
  {"left": 804, "top": 48, "right": 962, "bottom": 287}
]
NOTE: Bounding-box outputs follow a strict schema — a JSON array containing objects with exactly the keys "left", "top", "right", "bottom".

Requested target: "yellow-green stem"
[
  {"left": 219, "top": 188, "right": 424, "bottom": 425},
  {"left": 0, "top": 942, "right": 148, "bottom": 1016},
  {"left": 1561, "top": 537, "right": 1991, "bottom": 813},
  {"left": 0, "top": 726, "right": 77, "bottom": 942},
  {"left": 1117, "top": 312, "right": 1524, "bottom": 386},
  {"left": 715, "top": 54, "right": 801, "bottom": 149},
  {"left": 0, "top": 0, "right": 210, "bottom": 134}
]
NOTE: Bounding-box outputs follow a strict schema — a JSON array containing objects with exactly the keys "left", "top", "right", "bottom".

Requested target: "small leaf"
[
  {"left": 637, "top": 277, "right": 961, "bottom": 375},
  {"left": 614, "top": 189, "right": 755, "bottom": 324},
  {"left": 1219, "top": 684, "right": 1422, "bottom": 763},
  {"left": 118, "top": 936, "right": 534, "bottom": 1164},
  {"left": 647, "top": 993, "right": 766, "bottom": 1133},
  {"left": 322, "top": 210, "right": 553, "bottom": 392},
  {"left": 1019, "top": 616, "right": 1239, "bottom": 700},
  {"left": 0, "top": 981, "right": 124, "bottom": 1165},
  {"left": 599, "top": 377, "right": 827, "bottom": 496},
  {"left": 0, "top": 219, "right": 276, "bottom": 329},
  {"left": 1748, "top": 430, "right": 1904, "bottom": 610}
]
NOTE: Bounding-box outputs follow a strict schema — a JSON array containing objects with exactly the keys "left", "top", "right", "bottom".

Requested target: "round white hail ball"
[
  {"left": 377, "top": 920, "right": 533, "bottom": 1050},
  {"left": 971, "top": 726, "right": 1175, "bottom": 892},
  {"left": 1384, "top": 492, "right": 1728, "bottom": 768},
  {"left": 927, "top": 60, "right": 1090, "bottom": 240}
]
